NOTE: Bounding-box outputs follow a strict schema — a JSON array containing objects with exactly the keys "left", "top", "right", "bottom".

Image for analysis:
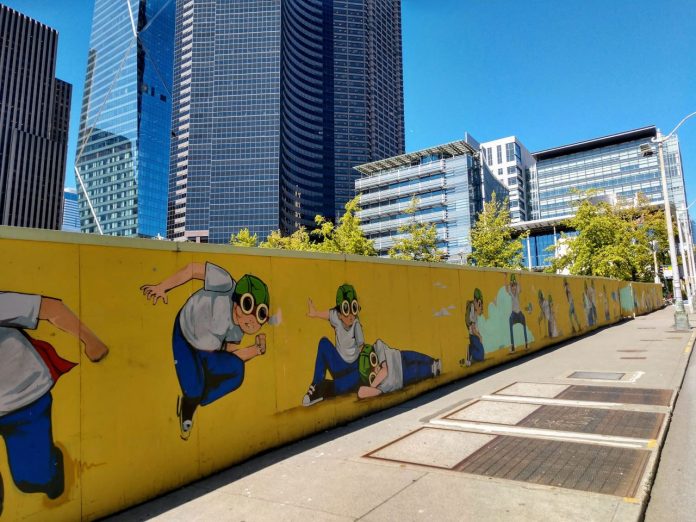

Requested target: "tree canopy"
[
  {"left": 469, "top": 192, "right": 527, "bottom": 269},
  {"left": 387, "top": 197, "right": 445, "bottom": 262},
  {"left": 548, "top": 192, "right": 668, "bottom": 281}
]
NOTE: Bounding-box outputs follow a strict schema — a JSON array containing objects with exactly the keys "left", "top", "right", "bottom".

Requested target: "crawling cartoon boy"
[
  {"left": 141, "top": 262, "right": 269, "bottom": 439},
  {"left": 357, "top": 340, "right": 441, "bottom": 398},
  {"left": 303, "top": 284, "right": 364, "bottom": 406},
  {"left": 0, "top": 292, "right": 107, "bottom": 511}
]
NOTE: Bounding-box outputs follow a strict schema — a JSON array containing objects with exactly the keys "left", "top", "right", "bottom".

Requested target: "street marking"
[{"left": 623, "top": 497, "right": 640, "bottom": 504}]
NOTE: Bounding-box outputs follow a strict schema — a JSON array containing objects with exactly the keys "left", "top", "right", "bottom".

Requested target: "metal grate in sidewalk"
[{"left": 556, "top": 385, "right": 672, "bottom": 406}]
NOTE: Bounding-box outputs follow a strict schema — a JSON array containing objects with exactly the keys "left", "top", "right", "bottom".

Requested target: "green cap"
[
  {"left": 358, "top": 344, "right": 374, "bottom": 383},
  {"left": 510, "top": 273, "right": 517, "bottom": 283},
  {"left": 234, "top": 275, "right": 270, "bottom": 307},
  {"left": 336, "top": 284, "right": 358, "bottom": 308},
  {"left": 474, "top": 288, "right": 483, "bottom": 301},
  {"left": 538, "top": 289, "right": 544, "bottom": 300}
]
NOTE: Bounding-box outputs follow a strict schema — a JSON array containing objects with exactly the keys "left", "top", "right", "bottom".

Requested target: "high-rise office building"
[
  {"left": 168, "top": 0, "right": 404, "bottom": 244},
  {"left": 355, "top": 136, "right": 507, "bottom": 261},
  {"left": 61, "top": 187, "right": 80, "bottom": 231},
  {"left": 479, "top": 137, "right": 535, "bottom": 223},
  {"left": 0, "top": 5, "right": 72, "bottom": 230},
  {"left": 75, "top": 0, "right": 174, "bottom": 237}
]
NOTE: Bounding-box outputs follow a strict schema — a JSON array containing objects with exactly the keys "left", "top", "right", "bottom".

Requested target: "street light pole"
[
  {"left": 678, "top": 205, "right": 696, "bottom": 310},
  {"left": 676, "top": 210, "right": 693, "bottom": 312},
  {"left": 650, "top": 240, "right": 660, "bottom": 284},
  {"left": 654, "top": 129, "right": 690, "bottom": 329}
]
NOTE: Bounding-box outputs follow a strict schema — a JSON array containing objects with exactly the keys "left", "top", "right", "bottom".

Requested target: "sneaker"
[
  {"left": 177, "top": 396, "right": 193, "bottom": 441},
  {"left": 432, "top": 359, "right": 442, "bottom": 376},
  {"left": 302, "top": 384, "right": 324, "bottom": 407}
]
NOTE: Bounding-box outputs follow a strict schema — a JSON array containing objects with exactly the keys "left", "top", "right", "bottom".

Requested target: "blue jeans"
[
  {"left": 509, "top": 311, "right": 528, "bottom": 349},
  {"left": 311, "top": 337, "right": 361, "bottom": 395},
  {"left": 400, "top": 351, "right": 435, "bottom": 386},
  {"left": 173, "top": 315, "right": 245, "bottom": 406},
  {"left": 468, "top": 334, "right": 484, "bottom": 362},
  {"left": 0, "top": 393, "right": 63, "bottom": 499}
]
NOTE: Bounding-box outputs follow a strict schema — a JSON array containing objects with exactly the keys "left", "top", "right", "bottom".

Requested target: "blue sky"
[{"left": 5, "top": 0, "right": 695, "bottom": 206}]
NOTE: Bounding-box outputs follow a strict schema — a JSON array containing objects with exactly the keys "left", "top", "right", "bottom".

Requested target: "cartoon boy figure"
[
  {"left": 303, "top": 284, "right": 364, "bottom": 406},
  {"left": 564, "top": 279, "right": 581, "bottom": 333},
  {"left": 505, "top": 274, "right": 528, "bottom": 352},
  {"left": 537, "top": 290, "right": 559, "bottom": 338},
  {"left": 0, "top": 292, "right": 108, "bottom": 512},
  {"left": 460, "top": 288, "right": 484, "bottom": 367},
  {"left": 141, "top": 262, "right": 269, "bottom": 440},
  {"left": 583, "top": 281, "right": 597, "bottom": 327},
  {"left": 357, "top": 340, "right": 441, "bottom": 398}
]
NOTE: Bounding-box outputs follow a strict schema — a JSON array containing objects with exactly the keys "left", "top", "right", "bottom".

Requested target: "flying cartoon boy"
[
  {"left": 303, "top": 284, "right": 364, "bottom": 406},
  {"left": 357, "top": 340, "right": 441, "bottom": 398},
  {"left": 141, "top": 262, "right": 269, "bottom": 440},
  {"left": 0, "top": 292, "right": 108, "bottom": 512}
]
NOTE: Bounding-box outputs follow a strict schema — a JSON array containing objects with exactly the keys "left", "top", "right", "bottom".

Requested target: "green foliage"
[
  {"left": 469, "top": 192, "right": 527, "bottom": 269},
  {"left": 388, "top": 197, "right": 445, "bottom": 262},
  {"left": 229, "top": 228, "right": 259, "bottom": 247},
  {"left": 312, "top": 196, "right": 376, "bottom": 256},
  {"left": 232, "top": 196, "right": 376, "bottom": 256},
  {"left": 548, "top": 192, "right": 668, "bottom": 281}
]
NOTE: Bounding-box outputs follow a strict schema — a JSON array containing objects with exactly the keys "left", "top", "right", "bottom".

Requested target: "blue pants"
[
  {"left": 509, "top": 311, "right": 528, "bottom": 349},
  {"left": 400, "top": 351, "right": 435, "bottom": 386},
  {"left": 0, "top": 393, "right": 64, "bottom": 499},
  {"left": 468, "top": 335, "right": 484, "bottom": 362},
  {"left": 312, "top": 337, "right": 361, "bottom": 395},
  {"left": 173, "top": 316, "right": 245, "bottom": 406}
]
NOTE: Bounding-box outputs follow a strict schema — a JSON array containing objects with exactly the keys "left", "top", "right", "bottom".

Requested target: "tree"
[
  {"left": 312, "top": 196, "right": 376, "bottom": 256},
  {"left": 548, "top": 192, "right": 666, "bottom": 281},
  {"left": 469, "top": 192, "right": 527, "bottom": 269},
  {"left": 259, "top": 227, "right": 315, "bottom": 251},
  {"left": 388, "top": 197, "right": 445, "bottom": 262},
  {"left": 230, "top": 228, "right": 259, "bottom": 247}
]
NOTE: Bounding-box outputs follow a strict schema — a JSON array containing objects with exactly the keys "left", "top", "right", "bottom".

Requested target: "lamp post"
[
  {"left": 677, "top": 200, "right": 696, "bottom": 311},
  {"left": 650, "top": 239, "right": 661, "bottom": 285},
  {"left": 640, "top": 112, "right": 696, "bottom": 329}
]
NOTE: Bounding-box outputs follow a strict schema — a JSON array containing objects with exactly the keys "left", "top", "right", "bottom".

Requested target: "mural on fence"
[
  {"left": 0, "top": 231, "right": 663, "bottom": 521},
  {"left": 140, "top": 262, "right": 271, "bottom": 440},
  {"left": 0, "top": 292, "right": 108, "bottom": 516},
  {"left": 303, "top": 284, "right": 441, "bottom": 405}
]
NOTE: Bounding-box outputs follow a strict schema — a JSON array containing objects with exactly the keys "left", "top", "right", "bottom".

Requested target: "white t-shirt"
[
  {"left": 328, "top": 308, "right": 363, "bottom": 363},
  {"left": 373, "top": 339, "right": 403, "bottom": 394},
  {"left": 0, "top": 292, "right": 52, "bottom": 417},
  {"left": 179, "top": 263, "right": 243, "bottom": 351},
  {"left": 509, "top": 285, "right": 521, "bottom": 313}
]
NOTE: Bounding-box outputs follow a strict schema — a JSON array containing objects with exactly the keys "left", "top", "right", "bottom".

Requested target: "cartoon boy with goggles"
[
  {"left": 303, "top": 284, "right": 364, "bottom": 406},
  {"left": 141, "top": 262, "right": 270, "bottom": 439}
]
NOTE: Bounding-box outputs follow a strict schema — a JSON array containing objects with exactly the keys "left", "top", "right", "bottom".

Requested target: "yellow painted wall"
[{"left": 0, "top": 229, "right": 663, "bottom": 521}]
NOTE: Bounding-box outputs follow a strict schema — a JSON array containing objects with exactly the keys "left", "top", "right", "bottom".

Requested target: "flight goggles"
[
  {"left": 339, "top": 298, "right": 360, "bottom": 316},
  {"left": 238, "top": 293, "right": 269, "bottom": 324}
]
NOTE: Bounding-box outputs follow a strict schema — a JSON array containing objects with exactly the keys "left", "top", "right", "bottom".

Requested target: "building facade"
[
  {"left": 355, "top": 136, "right": 507, "bottom": 261},
  {"left": 479, "top": 136, "right": 534, "bottom": 223},
  {"left": 61, "top": 188, "right": 80, "bottom": 232},
  {"left": 168, "top": 0, "right": 404, "bottom": 243},
  {"left": 76, "top": 0, "right": 174, "bottom": 237},
  {"left": 0, "top": 5, "right": 72, "bottom": 230}
]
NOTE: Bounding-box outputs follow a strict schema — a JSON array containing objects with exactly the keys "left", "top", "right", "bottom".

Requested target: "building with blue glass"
[
  {"left": 61, "top": 188, "right": 80, "bottom": 232},
  {"left": 355, "top": 136, "right": 507, "bottom": 261},
  {"left": 168, "top": 0, "right": 404, "bottom": 243},
  {"left": 518, "top": 126, "right": 689, "bottom": 269},
  {"left": 75, "top": 0, "right": 174, "bottom": 237}
]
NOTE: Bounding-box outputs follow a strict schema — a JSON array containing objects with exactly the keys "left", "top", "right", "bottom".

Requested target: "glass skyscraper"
[
  {"left": 169, "top": 0, "right": 404, "bottom": 243},
  {"left": 76, "top": 0, "right": 174, "bottom": 237},
  {"left": 355, "top": 136, "right": 508, "bottom": 261}
]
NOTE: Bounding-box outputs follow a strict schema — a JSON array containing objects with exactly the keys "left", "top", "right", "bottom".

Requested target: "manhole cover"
[
  {"left": 568, "top": 371, "right": 625, "bottom": 380},
  {"left": 557, "top": 385, "right": 672, "bottom": 406},
  {"left": 365, "top": 428, "right": 650, "bottom": 497},
  {"left": 519, "top": 405, "right": 664, "bottom": 439},
  {"left": 455, "top": 435, "right": 649, "bottom": 497}
]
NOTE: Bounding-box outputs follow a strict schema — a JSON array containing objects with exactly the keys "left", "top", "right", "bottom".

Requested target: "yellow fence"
[{"left": 0, "top": 228, "right": 662, "bottom": 520}]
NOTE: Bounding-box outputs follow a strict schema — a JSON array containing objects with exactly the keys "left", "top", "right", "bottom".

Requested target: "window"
[
  {"left": 496, "top": 145, "right": 502, "bottom": 164},
  {"left": 506, "top": 142, "right": 514, "bottom": 162}
]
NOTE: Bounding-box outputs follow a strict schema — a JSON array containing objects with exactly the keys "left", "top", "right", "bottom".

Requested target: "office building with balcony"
[
  {"left": 355, "top": 136, "right": 507, "bottom": 261},
  {"left": 75, "top": 0, "right": 174, "bottom": 237},
  {"left": 168, "top": 0, "right": 404, "bottom": 244},
  {"left": 480, "top": 136, "right": 535, "bottom": 223},
  {"left": 0, "top": 5, "right": 72, "bottom": 230},
  {"left": 519, "top": 126, "right": 689, "bottom": 269}
]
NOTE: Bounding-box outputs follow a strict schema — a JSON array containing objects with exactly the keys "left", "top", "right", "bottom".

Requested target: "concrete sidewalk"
[{"left": 106, "top": 308, "right": 695, "bottom": 522}]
